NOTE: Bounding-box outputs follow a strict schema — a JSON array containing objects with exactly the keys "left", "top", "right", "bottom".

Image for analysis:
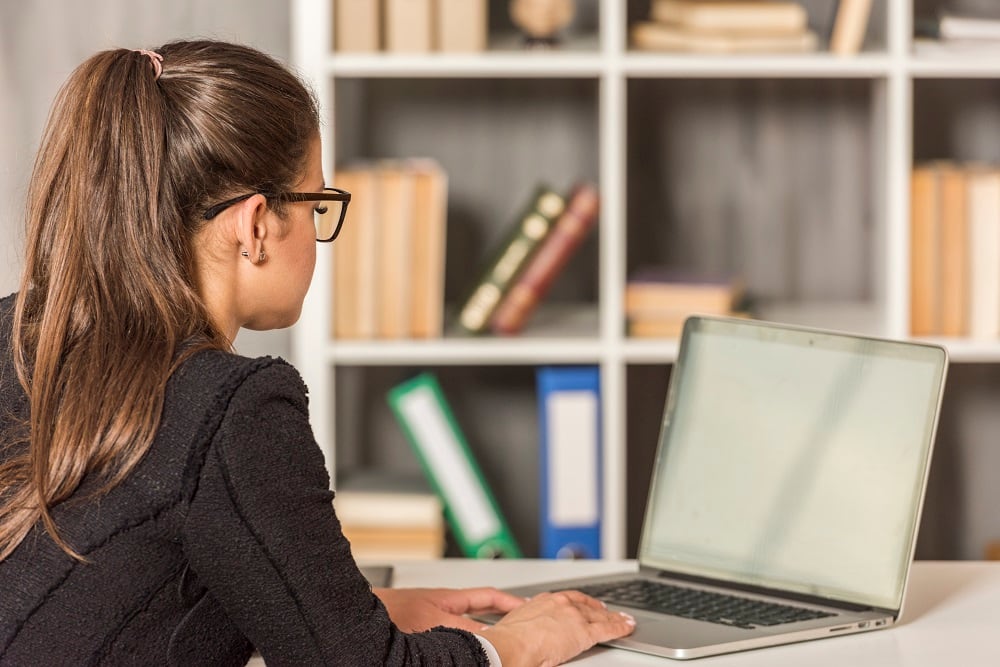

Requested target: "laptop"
[{"left": 482, "top": 315, "right": 948, "bottom": 659}]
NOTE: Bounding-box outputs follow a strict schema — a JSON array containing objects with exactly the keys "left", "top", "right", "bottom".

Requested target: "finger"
[
  {"left": 549, "top": 589, "right": 609, "bottom": 611},
  {"left": 446, "top": 587, "right": 527, "bottom": 614},
  {"left": 591, "top": 610, "right": 637, "bottom": 641}
]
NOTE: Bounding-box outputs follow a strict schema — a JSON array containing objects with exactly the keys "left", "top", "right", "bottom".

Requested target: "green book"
[
  {"left": 456, "top": 185, "right": 565, "bottom": 334},
  {"left": 387, "top": 373, "right": 522, "bottom": 558}
]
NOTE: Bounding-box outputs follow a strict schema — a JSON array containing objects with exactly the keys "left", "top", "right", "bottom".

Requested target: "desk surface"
[{"left": 388, "top": 559, "right": 1000, "bottom": 666}]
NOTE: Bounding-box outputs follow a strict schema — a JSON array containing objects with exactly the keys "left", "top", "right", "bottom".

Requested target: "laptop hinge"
[{"left": 644, "top": 566, "right": 878, "bottom": 613}]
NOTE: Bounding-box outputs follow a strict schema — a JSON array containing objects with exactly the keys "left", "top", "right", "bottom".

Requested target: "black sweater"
[{"left": 0, "top": 294, "right": 487, "bottom": 666}]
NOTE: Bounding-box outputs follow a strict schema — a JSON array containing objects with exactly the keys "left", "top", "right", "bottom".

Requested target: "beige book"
[
  {"left": 332, "top": 165, "right": 379, "bottom": 340},
  {"left": 829, "top": 0, "right": 873, "bottom": 55},
  {"left": 376, "top": 162, "right": 416, "bottom": 338},
  {"left": 437, "top": 0, "right": 488, "bottom": 51},
  {"left": 408, "top": 160, "right": 448, "bottom": 338},
  {"left": 909, "top": 164, "right": 941, "bottom": 337},
  {"left": 334, "top": 0, "right": 380, "bottom": 53},
  {"left": 966, "top": 167, "right": 1000, "bottom": 340},
  {"left": 652, "top": 0, "right": 808, "bottom": 35},
  {"left": 385, "top": 0, "right": 434, "bottom": 53},
  {"left": 632, "top": 22, "right": 818, "bottom": 53},
  {"left": 938, "top": 165, "right": 969, "bottom": 337}
]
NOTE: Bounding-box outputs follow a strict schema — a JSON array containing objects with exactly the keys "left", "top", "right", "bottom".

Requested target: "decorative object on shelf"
[
  {"left": 388, "top": 373, "right": 522, "bottom": 559},
  {"left": 829, "top": 0, "right": 873, "bottom": 55},
  {"left": 491, "top": 183, "right": 599, "bottom": 335},
  {"left": 509, "top": 0, "right": 576, "bottom": 47},
  {"left": 457, "top": 185, "right": 565, "bottom": 334},
  {"left": 631, "top": 0, "right": 818, "bottom": 53}
]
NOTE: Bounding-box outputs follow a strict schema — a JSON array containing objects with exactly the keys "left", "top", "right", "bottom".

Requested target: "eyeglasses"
[{"left": 202, "top": 187, "right": 351, "bottom": 242}]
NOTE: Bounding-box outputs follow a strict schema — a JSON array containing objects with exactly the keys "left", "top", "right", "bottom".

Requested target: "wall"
[{"left": 0, "top": 0, "right": 292, "bottom": 358}]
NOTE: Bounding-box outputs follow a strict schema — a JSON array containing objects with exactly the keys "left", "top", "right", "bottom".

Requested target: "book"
[
  {"left": 625, "top": 269, "right": 744, "bottom": 339},
  {"left": 925, "top": 14, "right": 1000, "bottom": 41},
  {"left": 332, "top": 165, "right": 379, "bottom": 340},
  {"left": 651, "top": 0, "right": 809, "bottom": 35},
  {"left": 387, "top": 373, "right": 522, "bottom": 558},
  {"left": 457, "top": 186, "right": 566, "bottom": 334},
  {"left": 376, "top": 163, "right": 416, "bottom": 339},
  {"left": 624, "top": 269, "right": 742, "bottom": 317},
  {"left": 334, "top": 471, "right": 445, "bottom": 561},
  {"left": 536, "top": 366, "right": 602, "bottom": 560},
  {"left": 966, "top": 167, "right": 1000, "bottom": 339},
  {"left": 631, "top": 22, "right": 818, "bottom": 53},
  {"left": 938, "top": 165, "right": 969, "bottom": 337},
  {"left": 409, "top": 160, "right": 448, "bottom": 339},
  {"left": 490, "top": 184, "right": 600, "bottom": 335},
  {"left": 829, "top": 0, "right": 873, "bottom": 55},
  {"left": 334, "top": 0, "right": 380, "bottom": 53},
  {"left": 385, "top": 0, "right": 433, "bottom": 53},
  {"left": 437, "top": 0, "right": 488, "bottom": 52},
  {"left": 909, "top": 164, "right": 941, "bottom": 337}
]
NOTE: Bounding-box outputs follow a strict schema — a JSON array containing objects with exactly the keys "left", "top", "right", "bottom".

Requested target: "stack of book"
[
  {"left": 630, "top": 0, "right": 818, "bottom": 54},
  {"left": 910, "top": 162, "right": 1000, "bottom": 340},
  {"left": 333, "top": 471, "right": 445, "bottom": 562},
  {"left": 625, "top": 268, "right": 745, "bottom": 338},
  {"left": 915, "top": 10, "right": 1000, "bottom": 54},
  {"left": 332, "top": 159, "right": 448, "bottom": 340},
  {"left": 457, "top": 183, "right": 600, "bottom": 336},
  {"left": 335, "top": 0, "right": 487, "bottom": 53}
]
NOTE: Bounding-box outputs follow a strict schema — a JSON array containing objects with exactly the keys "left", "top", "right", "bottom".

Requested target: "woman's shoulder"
[{"left": 170, "top": 349, "right": 307, "bottom": 406}]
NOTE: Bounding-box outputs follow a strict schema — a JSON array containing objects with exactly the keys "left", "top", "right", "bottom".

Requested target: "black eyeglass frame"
[{"left": 202, "top": 187, "right": 352, "bottom": 242}]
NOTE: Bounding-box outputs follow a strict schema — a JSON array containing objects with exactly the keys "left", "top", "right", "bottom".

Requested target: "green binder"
[{"left": 387, "top": 373, "right": 522, "bottom": 559}]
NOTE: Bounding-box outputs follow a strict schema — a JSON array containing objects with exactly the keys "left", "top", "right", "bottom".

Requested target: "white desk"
[
  {"left": 247, "top": 560, "right": 999, "bottom": 666},
  {"left": 389, "top": 559, "right": 1000, "bottom": 666}
]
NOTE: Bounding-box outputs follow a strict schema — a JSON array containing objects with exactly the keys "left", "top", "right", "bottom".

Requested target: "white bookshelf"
[{"left": 291, "top": 0, "right": 1000, "bottom": 560}]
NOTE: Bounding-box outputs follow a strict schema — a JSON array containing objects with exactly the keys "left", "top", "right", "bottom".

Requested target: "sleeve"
[{"left": 181, "top": 361, "right": 489, "bottom": 667}]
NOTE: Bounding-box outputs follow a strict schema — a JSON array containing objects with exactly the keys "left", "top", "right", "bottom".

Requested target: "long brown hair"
[{"left": 0, "top": 40, "right": 319, "bottom": 560}]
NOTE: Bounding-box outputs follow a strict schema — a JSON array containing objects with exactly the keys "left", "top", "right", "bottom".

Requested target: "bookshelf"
[{"left": 291, "top": 0, "right": 1000, "bottom": 560}]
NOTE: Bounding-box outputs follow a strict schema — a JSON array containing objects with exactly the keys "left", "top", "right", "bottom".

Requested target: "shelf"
[
  {"left": 295, "top": 0, "right": 1000, "bottom": 561},
  {"left": 327, "top": 34, "right": 603, "bottom": 78},
  {"left": 623, "top": 52, "right": 894, "bottom": 79},
  {"left": 910, "top": 41, "right": 1000, "bottom": 77},
  {"left": 328, "top": 305, "right": 603, "bottom": 365}
]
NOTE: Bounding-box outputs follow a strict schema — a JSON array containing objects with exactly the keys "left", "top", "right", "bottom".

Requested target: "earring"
[{"left": 240, "top": 250, "right": 267, "bottom": 262}]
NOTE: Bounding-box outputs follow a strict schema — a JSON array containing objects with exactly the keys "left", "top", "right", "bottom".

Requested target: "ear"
[{"left": 233, "top": 194, "right": 270, "bottom": 265}]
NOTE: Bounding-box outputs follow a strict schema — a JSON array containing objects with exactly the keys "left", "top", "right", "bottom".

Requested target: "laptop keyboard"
[{"left": 573, "top": 579, "right": 837, "bottom": 630}]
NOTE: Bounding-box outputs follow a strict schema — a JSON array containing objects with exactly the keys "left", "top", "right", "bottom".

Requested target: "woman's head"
[
  {"left": 23, "top": 39, "right": 320, "bottom": 336},
  {"left": 1, "top": 40, "right": 321, "bottom": 561}
]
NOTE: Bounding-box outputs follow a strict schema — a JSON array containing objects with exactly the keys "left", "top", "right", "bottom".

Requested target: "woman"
[{"left": 0, "top": 41, "right": 634, "bottom": 665}]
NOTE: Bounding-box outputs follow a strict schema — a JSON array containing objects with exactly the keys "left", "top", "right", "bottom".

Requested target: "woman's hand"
[
  {"left": 373, "top": 586, "right": 526, "bottom": 633},
  {"left": 478, "top": 590, "right": 636, "bottom": 667}
]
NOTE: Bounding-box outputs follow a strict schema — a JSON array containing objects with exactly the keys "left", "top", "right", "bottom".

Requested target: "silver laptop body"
[{"left": 487, "top": 316, "right": 948, "bottom": 659}]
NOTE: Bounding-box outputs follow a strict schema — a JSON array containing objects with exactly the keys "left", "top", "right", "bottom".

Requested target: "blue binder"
[{"left": 536, "top": 365, "right": 601, "bottom": 559}]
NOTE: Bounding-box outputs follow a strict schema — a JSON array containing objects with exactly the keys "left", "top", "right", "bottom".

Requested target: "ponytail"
[{"left": 0, "top": 41, "right": 319, "bottom": 560}]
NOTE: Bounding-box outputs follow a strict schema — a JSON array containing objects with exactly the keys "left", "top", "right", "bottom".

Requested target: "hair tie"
[{"left": 134, "top": 49, "right": 163, "bottom": 80}]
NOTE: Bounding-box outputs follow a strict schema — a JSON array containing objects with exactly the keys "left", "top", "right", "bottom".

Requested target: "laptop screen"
[{"left": 639, "top": 317, "right": 948, "bottom": 612}]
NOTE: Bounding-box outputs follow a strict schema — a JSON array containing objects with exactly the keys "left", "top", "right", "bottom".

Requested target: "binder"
[
  {"left": 387, "top": 373, "right": 522, "bottom": 558},
  {"left": 536, "top": 366, "right": 601, "bottom": 559}
]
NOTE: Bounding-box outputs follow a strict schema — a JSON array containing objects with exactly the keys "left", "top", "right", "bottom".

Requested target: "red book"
[{"left": 490, "top": 184, "right": 599, "bottom": 335}]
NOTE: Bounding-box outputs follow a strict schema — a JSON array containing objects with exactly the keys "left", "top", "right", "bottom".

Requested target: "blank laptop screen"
[{"left": 639, "top": 317, "right": 947, "bottom": 612}]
